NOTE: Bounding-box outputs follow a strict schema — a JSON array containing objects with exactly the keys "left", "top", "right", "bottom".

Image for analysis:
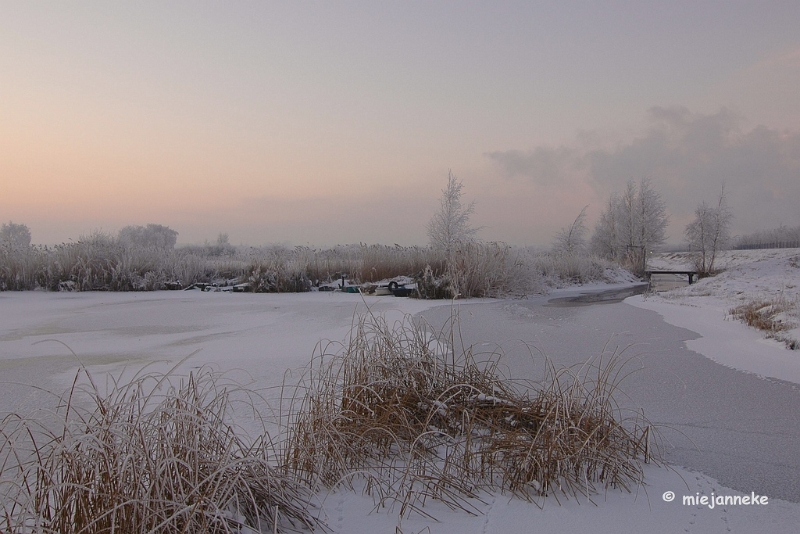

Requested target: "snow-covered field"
[{"left": 2, "top": 249, "right": 799, "bottom": 533}]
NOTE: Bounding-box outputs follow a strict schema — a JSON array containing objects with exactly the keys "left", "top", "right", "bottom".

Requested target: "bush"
[{"left": 446, "top": 242, "right": 540, "bottom": 298}]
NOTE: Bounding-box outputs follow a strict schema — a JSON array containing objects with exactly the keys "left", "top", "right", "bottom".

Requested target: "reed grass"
[
  {"left": 283, "top": 312, "right": 658, "bottom": 517},
  {"left": 533, "top": 250, "right": 612, "bottom": 287},
  {"left": 445, "top": 242, "right": 541, "bottom": 298},
  {"left": 1, "top": 237, "right": 626, "bottom": 297},
  {"left": 0, "top": 367, "right": 321, "bottom": 533},
  {"left": 729, "top": 297, "right": 799, "bottom": 349}
]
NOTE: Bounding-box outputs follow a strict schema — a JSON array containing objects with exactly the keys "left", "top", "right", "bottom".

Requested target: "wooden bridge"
[{"left": 645, "top": 270, "right": 698, "bottom": 285}]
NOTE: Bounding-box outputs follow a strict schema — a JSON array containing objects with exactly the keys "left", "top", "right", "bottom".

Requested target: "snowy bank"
[{"left": 631, "top": 248, "right": 800, "bottom": 382}]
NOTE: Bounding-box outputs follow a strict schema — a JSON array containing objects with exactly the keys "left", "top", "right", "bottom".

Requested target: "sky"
[{"left": 2, "top": 1, "right": 799, "bottom": 247}]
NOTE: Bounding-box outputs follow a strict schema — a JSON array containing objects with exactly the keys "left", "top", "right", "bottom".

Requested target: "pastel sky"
[{"left": 2, "top": 1, "right": 799, "bottom": 247}]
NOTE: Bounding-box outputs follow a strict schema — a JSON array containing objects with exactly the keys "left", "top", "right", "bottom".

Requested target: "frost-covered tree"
[
  {"left": 208, "top": 232, "right": 235, "bottom": 256},
  {"left": 427, "top": 171, "right": 478, "bottom": 254},
  {"left": 553, "top": 206, "right": 588, "bottom": 256},
  {"left": 685, "top": 185, "right": 733, "bottom": 274},
  {"left": 0, "top": 221, "right": 31, "bottom": 248},
  {"left": 619, "top": 180, "right": 639, "bottom": 253},
  {"left": 590, "top": 194, "right": 621, "bottom": 260},
  {"left": 636, "top": 178, "right": 668, "bottom": 252},
  {"left": 118, "top": 224, "right": 178, "bottom": 249},
  {"left": 591, "top": 179, "right": 668, "bottom": 272}
]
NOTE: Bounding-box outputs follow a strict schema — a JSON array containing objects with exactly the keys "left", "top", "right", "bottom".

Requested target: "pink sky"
[{"left": 2, "top": 2, "right": 799, "bottom": 246}]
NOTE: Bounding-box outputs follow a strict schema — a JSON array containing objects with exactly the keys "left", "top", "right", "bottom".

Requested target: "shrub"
[{"left": 534, "top": 250, "right": 609, "bottom": 286}]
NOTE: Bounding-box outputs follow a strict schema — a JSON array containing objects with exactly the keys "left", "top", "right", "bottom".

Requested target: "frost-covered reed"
[
  {"left": 1, "top": 233, "right": 620, "bottom": 296},
  {"left": 284, "top": 313, "right": 658, "bottom": 516},
  {"left": 0, "top": 367, "right": 321, "bottom": 533}
]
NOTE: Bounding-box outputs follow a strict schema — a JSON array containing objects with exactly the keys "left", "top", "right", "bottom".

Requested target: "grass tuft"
[
  {"left": 0, "top": 367, "right": 321, "bottom": 533},
  {"left": 284, "top": 312, "right": 658, "bottom": 517},
  {"left": 729, "top": 297, "right": 799, "bottom": 349}
]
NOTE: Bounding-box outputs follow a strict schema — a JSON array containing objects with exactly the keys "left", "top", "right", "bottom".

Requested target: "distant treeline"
[{"left": 733, "top": 225, "right": 800, "bottom": 250}]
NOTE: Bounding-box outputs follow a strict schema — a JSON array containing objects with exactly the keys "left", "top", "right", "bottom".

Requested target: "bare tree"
[
  {"left": 553, "top": 206, "right": 589, "bottom": 256},
  {"left": 427, "top": 171, "right": 479, "bottom": 254},
  {"left": 685, "top": 185, "right": 733, "bottom": 274},
  {"left": 591, "top": 179, "right": 668, "bottom": 273},
  {"left": 590, "top": 194, "right": 621, "bottom": 260},
  {"left": 0, "top": 221, "right": 31, "bottom": 248},
  {"left": 619, "top": 180, "right": 638, "bottom": 254},
  {"left": 637, "top": 177, "right": 668, "bottom": 252}
]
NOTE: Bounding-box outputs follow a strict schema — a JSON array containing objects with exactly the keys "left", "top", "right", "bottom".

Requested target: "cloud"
[
  {"left": 484, "top": 146, "right": 584, "bottom": 186},
  {"left": 486, "top": 106, "right": 800, "bottom": 241},
  {"left": 589, "top": 106, "right": 800, "bottom": 233}
]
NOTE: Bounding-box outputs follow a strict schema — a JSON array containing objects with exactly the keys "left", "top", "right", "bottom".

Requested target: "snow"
[
  {"left": 2, "top": 251, "right": 800, "bottom": 533},
  {"left": 632, "top": 248, "right": 800, "bottom": 381}
]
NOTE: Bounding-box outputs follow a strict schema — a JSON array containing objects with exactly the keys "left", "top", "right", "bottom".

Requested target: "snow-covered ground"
[
  {"left": 638, "top": 248, "right": 800, "bottom": 369},
  {"left": 2, "top": 251, "right": 799, "bottom": 533}
]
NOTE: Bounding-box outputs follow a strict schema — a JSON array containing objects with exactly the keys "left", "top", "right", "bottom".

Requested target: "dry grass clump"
[
  {"left": 284, "top": 313, "right": 656, "bottom": 517},
  {"left": 729, "top": 298, "right": 799, "bottom": 349},
  {"left": 243, "top": 247, "right": 312, "bottom": 293},
  {"left": 533, "top": 250, "right": 612, "bottom": 287},
  {"left": 0, "top": 368, "right": 321, "bottom": 533},
  {"left": 0, "top": 242, "right": 41, "bottom": 290},
  {"left": 729, "top": 300, "right": 792, "bottom": 333},
  {"left": 413, "top": 243, "right": 542, "bottom": 300},
  {"left": 298, "top": 244, "right": 444, "bottom": 285},
  {"left": 446, "top": 242, "right": 541, "bottom": 298}
]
